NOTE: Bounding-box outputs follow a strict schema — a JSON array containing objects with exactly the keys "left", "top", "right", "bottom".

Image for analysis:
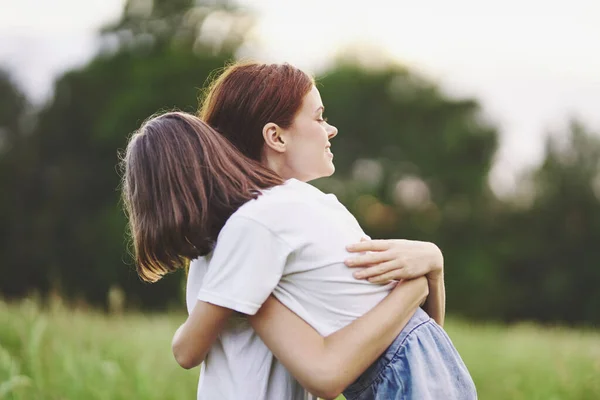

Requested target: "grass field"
[{"left": 1, "top": 299, "right": 599, "bottom": 400}]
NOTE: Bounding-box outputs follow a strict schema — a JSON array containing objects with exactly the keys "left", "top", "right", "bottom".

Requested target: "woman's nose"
[{"left": 328, "top": 124, "right": 338, "bottom": 139}]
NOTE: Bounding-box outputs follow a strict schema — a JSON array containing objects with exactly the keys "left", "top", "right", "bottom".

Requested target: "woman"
[{"left": 121, "top": 63, "right": 475, "bottom": 399}]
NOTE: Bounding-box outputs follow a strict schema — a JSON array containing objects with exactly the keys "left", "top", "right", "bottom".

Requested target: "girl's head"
[
  {"left": 200, "top": 62, "right": 338, "bottom": 182},
  {"left": 121, "top": 111, "right": 283, "bottom": 282}
]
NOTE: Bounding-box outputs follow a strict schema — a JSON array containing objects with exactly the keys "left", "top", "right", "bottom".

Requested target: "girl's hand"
[{"left": 344, "top": 238, "right": 443, "bottom": 284}]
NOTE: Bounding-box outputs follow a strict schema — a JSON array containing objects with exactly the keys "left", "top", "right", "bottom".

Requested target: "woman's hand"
[
  {"left": 344, "top": 238, "right": 444, "bottom": 284},
  {"left": 345, "top": 237, "right": 446, "bottom": 325}
]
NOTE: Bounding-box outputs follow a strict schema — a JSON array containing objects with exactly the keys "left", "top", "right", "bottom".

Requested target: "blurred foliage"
[
  {"left": 0, "top": 0, "right": 598, "bottom": 324},
  {"left": 487, "top": 123, "right": 600, "bottom": 324}
]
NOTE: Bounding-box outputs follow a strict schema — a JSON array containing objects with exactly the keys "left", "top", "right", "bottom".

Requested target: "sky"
[{"left": 1, "top": 0, "right": 599, "bottom": 197}]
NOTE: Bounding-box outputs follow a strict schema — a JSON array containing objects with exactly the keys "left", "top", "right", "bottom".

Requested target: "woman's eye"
[{"left": 318, "top": 117, "right": 328, "bottom": 123}]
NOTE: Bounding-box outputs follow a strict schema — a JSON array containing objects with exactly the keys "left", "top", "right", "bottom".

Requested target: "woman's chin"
[
  {"left": 306, "top": 167, "right": 335, "bottom": 182},
  {"left": 324, "top": 164, "right": 336, "bottom": 177}
]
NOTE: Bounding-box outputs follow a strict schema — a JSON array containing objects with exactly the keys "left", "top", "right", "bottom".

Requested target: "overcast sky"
[{"left": 1, "top": 0, "right": 599, "bottom": 196}]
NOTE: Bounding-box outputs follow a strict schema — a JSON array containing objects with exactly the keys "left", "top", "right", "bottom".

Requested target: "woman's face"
[{"left": 275, "top": 86, "right": 338, "bottom": 182}]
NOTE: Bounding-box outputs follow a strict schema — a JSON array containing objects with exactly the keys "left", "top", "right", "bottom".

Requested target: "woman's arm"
[
  {"left": 249, "top": 277, "right": 428, "bottom": 400},
  {"left": 172, "top": 238, "right": 443, "bottom": 372},
  {"left": 345, "top": 239, "right": 446, "bottom": 326},
  {"left": 172, "top": 302, "right": 233, "bottom": 369},
  {"left": 172, "top": 277, "right": 427, "bottom": 398}
]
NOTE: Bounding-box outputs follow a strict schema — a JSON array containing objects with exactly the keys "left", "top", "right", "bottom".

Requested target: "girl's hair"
[
  {"left": 199, "top": 61, "right": 314, "bottom": 162},
  {"left": 121, "top": 111, "right": 284, "bottom": 282}
]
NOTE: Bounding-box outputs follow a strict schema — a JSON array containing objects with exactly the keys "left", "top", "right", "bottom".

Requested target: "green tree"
[
  {"left": 495, "top": 121, "right": 600, "bottom": 324},
  {"left": 2, "top": 0, "right": 251, "bottom": 308},
  {"left": 2, "top": 0, "right": 597, "bottom": 325},
  {"left": 0, "top": 70, "right": 44, "bottom": 297}
]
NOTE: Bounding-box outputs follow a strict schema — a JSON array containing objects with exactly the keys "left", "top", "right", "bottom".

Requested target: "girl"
[{"left": 121, "top": 63, "right": 476, "bottom": 399}]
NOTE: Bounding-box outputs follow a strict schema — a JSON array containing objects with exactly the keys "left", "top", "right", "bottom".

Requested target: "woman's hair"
[
  {"left": 121, "top": 111, "right": 284, "bottom": 282},
  {"left": 199, "top": 61, "right": 314, "bottom": 162}
]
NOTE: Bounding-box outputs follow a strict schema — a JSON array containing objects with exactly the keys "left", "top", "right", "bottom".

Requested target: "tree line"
[{"left": 1, "top": 0, "right": 598, "bottom": 325}]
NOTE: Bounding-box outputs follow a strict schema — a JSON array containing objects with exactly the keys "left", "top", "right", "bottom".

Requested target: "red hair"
[{"left": 199, "top": 61, "right": 314, "bottom": 161}]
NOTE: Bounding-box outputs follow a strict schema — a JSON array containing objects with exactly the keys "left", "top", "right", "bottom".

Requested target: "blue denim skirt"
[{"left": 343, "top": 308, "right": 477, "bottom": 400}]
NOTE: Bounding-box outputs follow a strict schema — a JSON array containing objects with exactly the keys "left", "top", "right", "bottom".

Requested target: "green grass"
[{"left": 1, "top": 299, "right": 599, "bottom": 400}]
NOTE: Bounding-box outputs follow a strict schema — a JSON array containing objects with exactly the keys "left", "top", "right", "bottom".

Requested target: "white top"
[
  {"left": 186, "top": 179, "right": 394, "bottom": 399},
  {"left": 186, "top": 259, "right": 305, "bottom": 400}
]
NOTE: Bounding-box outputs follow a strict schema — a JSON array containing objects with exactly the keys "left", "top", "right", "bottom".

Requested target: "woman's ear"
[{"left": 263, "top": 122, "right": 286, "bottom": 153}]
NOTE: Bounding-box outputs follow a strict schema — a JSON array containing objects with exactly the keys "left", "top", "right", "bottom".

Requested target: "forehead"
[{"left": 300, "top": 85, "right": 323, "bottom": 112}]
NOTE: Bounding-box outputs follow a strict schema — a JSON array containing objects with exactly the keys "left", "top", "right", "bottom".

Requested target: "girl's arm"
[
  {"left": 172, "top": 238, "right": 443, "bottom": 374},
  {"left": 172, "top": 302, "right": 233, "bottom": 369},
  {"left": 250, "top": 277, "right": 428, "bottom": 399},
  {"left": 172, "top": 277, "right": 427, "bottom": 399},
  {"left": 422, "top": 272, "right": 445, "bottom": 326}
]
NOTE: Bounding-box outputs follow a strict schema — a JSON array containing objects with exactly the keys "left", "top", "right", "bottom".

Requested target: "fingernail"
[
  {"left": 344, "top": 259, "right": 352, "bottom": 266},
  {"left": 353, "top": 272, "right": 363, "bottom": 278}
]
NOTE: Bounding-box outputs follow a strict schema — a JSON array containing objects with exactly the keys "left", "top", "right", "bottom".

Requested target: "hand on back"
[{"left": 345, "top": 238, "right": 443, "bottom": 284}]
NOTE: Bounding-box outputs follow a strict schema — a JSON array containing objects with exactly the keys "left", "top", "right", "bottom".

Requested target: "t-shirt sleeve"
[{"left": 197, "top": 215, "right": 291, "bottom": 315}]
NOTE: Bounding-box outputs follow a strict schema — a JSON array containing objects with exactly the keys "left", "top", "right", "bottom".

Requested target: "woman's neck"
[{"left": 261, "top": 154, "right": 307, "bottom": 182}]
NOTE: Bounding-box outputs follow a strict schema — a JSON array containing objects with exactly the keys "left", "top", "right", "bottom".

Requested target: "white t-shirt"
[
  {"left": 187, "top": 178, "right": 394, "bottom": 399},
  {"left": 186, "top": 259, "right": 305, "bottom": 400}
]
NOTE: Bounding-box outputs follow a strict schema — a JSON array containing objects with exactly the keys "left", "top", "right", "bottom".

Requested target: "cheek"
[
  {"left": 296, "top": 129, "right": 326, "bottom": 158},
  {"left": 285, "top": 123, "right": 330, "bottom": 173}
]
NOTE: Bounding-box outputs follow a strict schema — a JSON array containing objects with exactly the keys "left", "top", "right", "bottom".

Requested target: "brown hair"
[
  {"left": 199, "top": 61, "right": 314, "bottom": 162},
  {"left": 121, "top": 111, "right": 284, "bottom": 282}
]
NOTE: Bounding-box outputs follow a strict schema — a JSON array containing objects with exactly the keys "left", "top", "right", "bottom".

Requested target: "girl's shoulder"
[{"left": 224, "top": 180, "right": 321, "bottom": 234}]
